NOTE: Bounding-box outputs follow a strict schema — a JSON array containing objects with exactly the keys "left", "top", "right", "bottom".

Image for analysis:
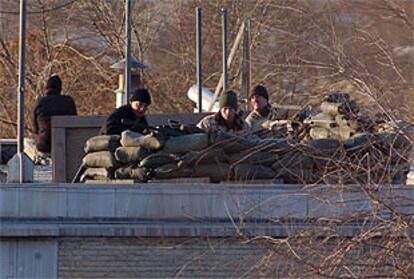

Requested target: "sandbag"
[
  {"left": 232, "top": 164, "right": 277, "bottom": 181},
  {"left": 305, "top": 112, "right": 336, "bottom": 130},
  {"left": 180, "top": 148, "right": 228, "bottom": 166},
  {"left": 114, "top": 166, "right": 133, "bottom": 179},
  {"left": 121, "top": 130, "right": 143, "bottom": 145},
  {"left": 320, "top": 100, "right": 359, "bottom": 116},
  {"left": 154, "top": 163, "right": 179, "bottom": 172},
  {"left": 335, "top": 114, "right": 358, "bottom": 130},
  {"left": 191, "top": 163, "right": 230, "bottom": 182},
  {"left": 84, "top": 135, "right": 120, "bottom": 153},
  {"left": 304, "top": 139, "right": 343, "bottom": 168},
  {"left": 374, "top": 132, "right": 411, "bottom": 150},
  {"left": 309, "top": 127, "right": 330, "bottom": 140},
  {"left": 114, "top": 146, "right": 150, "bottom": 164},
  {"left": 121, "top": 130, "right": 165, "bottom": 150},
  {"left": 229, "top": 151, "right": 277, "bottom": 166},
  {"left": 129, "top": 166, "right": 150, "bottom": 182},
  {"left": 80, "top": 167, "right": 112, "bottom": 182},
  {"left": 310, "top": 125, "right": 354, "bottom": 141},
  {"left": 163, "top": 133, "right": 209, "bottom": 154},
  {"left": 82, "top": 151, "right": 117, "bottom": 168},
  {"left": 152, "top": 163, "right": 192, "bottom": 179},
  {"left": 139, "top": 152, "right": 179, "bottom": 169},
  {"left": 257, "top": 138, "right": 293, "bottom": 154},
  {"left": 344, "top": 133, "right": 374, "bottom": 150},
  {"left": 272, "top": 150, "right": 314, "bottom": 170},
  {"left": 307, "top": 138, "right": 341, "bottom": 153},
  {"left": 320, "top": 102, "right": 342, "bottom": 116},
  {"left": 211, "top": 131, "right": 257, "bottom": 154},
  {"left": 329, "top": 126, "right": 355, "bottom": 141},
  {"left": 277, "top": 168, "right": 317, "bottom": 184}
]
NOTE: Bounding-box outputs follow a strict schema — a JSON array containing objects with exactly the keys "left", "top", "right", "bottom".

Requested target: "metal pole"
[
  {"left": 221, "top": 8, "right": 228, "bottom": 92},
  {"left": 17, "top": 0, "right": 26, "bottom": 183},
  {"left": 0, "top": 1, "right": 3, "bottom": 37},
  {"left": 196, "top": 7, "right": 202, "bottom": 113},
  {"left": 124, "top": 0, "right": 132, "bottom": 105},
  {"left": 208, "top": 22, "right": 244, "bottom": 112},
  {"left": 241, "top": 16, "right": 251, "bottom": 111}
]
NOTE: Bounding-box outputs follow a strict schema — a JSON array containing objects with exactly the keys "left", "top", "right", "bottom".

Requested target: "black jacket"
[
  {"left": 100, "top": 104, "right": 149, "bottom": 136},
  {"left": 31, "top": 88, "right": 77, "bottom": 152}
]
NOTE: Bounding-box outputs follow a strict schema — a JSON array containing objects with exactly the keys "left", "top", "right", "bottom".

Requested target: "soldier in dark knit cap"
[
  {"left": 197, "top": 90, "right": 247, "bottom": 134},
  {"left": 100, "top": 88, "right": 152, "bottom": 135},
  {"left": 245, "top": 85, "right": 290, "bottom": 137},
  {"left": 31, "top": 75, "right": 77, "bottom": 153}
]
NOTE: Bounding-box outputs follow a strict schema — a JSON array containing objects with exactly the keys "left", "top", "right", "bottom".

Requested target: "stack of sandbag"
[
  {"left": 81, "top": 129, "right": 289, "bottom": 183},
  {"left": 225, "top": 136, "right": 290, "bottom": 182},
  {"left": 267, "top": 138, "right": 343, "bottom": 184},
  {"left": 81, "top": 135, "right": 121, "bottom": 182},
  {"left": 178, "top": 131, "right": 290, "bottom": 182},
  {"left": 150, "top": 130, "right": 242, "bottom": 183},
  {"left": 80, "top": 118, "right": 412, "bottom": 185},
  {"left": 114, "top": 129, "right": 218, "bottom": 182},
  {"left": 305, "top": 92, "right": 359, "bottom": 141},
  {"left": 267, "top": 131, "right": 412, "bottom": 185},
  {"left": 342, "top": 129, "right": 411, "bottom": 185}
]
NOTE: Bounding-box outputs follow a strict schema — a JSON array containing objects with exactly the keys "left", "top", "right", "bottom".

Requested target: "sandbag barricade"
[
  {"left": 81, "top": 129, "right": 290, "bottom": 183},
  {"left": 81, "top": 135, "right": 121, "bottom": 182},
  {"left": 80, "top": 107, "right": 412, "bottom": 185}
]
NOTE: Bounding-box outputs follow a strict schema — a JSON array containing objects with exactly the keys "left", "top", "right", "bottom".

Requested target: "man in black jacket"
[
  {"left": 100, "top": 88, "right": 152, "bottom": 135},
  {"left": 31, "top": 75, "right": 77, "bottom": 153}
]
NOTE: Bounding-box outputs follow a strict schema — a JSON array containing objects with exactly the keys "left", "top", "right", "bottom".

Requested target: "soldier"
[
  {"left": 100, "top": 88, "right": 151, "bottom": 135},
  {"left": 31, "top": 75, "right": 77, "bottom": 157},
  {"left": 197, "top": 90, "right": 247, "bottom": 134},
  {"left": 244, "top": 85, "right": 293, "bottom": 138}
]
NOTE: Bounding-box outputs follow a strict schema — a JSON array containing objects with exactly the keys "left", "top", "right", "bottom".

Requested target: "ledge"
[{"left": 1, "top": 183, "right": 413, "bottom": 237}]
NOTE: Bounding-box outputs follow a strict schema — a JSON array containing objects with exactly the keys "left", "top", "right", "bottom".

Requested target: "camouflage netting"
[{"left": 81, "top": 93, "right": 412, "bottom": 184}]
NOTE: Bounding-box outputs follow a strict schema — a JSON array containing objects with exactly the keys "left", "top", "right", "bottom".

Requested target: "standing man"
[
  {"left": 100, "top": 88, "right": 151, "bottom": 135},
  {"left": 197, "top": 90, "right": 247, "bottom": 134},
  {"left": 245, "top": 85, "right": 290, "bottom": 136},
  {"left": 31, "top": 75, "right": 77, "bottom": 157}
]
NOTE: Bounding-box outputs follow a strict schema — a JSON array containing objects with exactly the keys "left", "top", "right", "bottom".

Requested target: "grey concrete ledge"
[
  {"left": 0, "top": 219, "right": 394, "bottom": 238},
  {"left": 1, "top": 183, "right": 413, "bottom": 237}
]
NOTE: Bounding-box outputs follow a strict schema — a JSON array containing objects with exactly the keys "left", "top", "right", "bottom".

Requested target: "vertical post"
[
  {"left": 221, "top": 8, "right": 228, "bottom": 92},
  {"left": 0, "top": 1, "right": 3, "bottom": 38},
  {"left": 124, "top": 0, "right": 132, "bottom": 105},
  {"left": 17, "top": 0, "right": 27, "bottom": 183},
  {"left": 196, "top": 7, "right": 202, "bottom": 113},
  {"left": 208, "top": 21, "right": 244, "bottom": 112},
  {"left": 240, "top": 16, "right": 250, "bottom": 111}
]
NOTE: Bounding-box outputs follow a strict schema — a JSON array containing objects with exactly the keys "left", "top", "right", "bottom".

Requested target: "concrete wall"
[
  {"left": 1, "top": 183, "right": 413, "bottom": 278},
  {"left": 57, "top": 237, "right": 400, "bottom": 278},
  {"left": 57, "top": 237, "right": 268, "bottom": 278},
  {"left": 2, "top": 183, "right": 413, "bottom": 237},
  {"left": 1, "top": 239, "right": 57, "bottom": 279}
]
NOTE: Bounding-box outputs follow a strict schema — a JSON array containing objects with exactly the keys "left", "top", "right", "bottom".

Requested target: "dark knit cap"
[
  {"left": 219, "top": 90, "right": 238, "bottom": 110},
  {"left": 46, "top": 75, "right": 62, "bottom": 91},
  {"left": 250, "top": 85, "right": 269, "bottom": 101},
  {"left": 130, "top": 88, "right": 151, "bottom": 105}
]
